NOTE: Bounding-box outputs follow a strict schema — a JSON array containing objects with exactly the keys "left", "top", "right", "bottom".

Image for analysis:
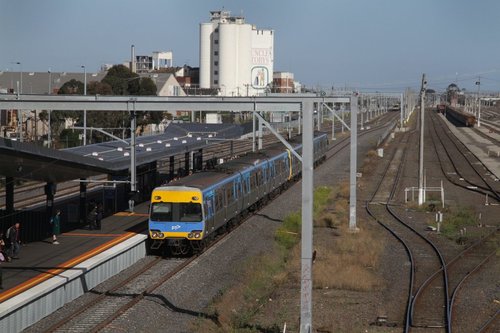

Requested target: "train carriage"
[{"left": 149, "top": 132, "right": 328, "bottom": 255}]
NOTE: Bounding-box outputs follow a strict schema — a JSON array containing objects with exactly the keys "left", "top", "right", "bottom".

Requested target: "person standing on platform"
[
  {"left": 88, "top": 202, "right": 97, "bottom": 230},
  {"left": 96, "top": 203, "right": 103, "bottom": 230},
  {"left": 0, "top": 232, "right": 11, "bottom": 262},
  {"left": 7, "top": 222, "right": 21, "bottom": 259},
  {"left": 50, "top": 209, "right": 61, "bottom": 244}
]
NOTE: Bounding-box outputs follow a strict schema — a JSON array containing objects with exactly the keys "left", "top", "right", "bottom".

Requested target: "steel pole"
[
  {"left": 349, "top": 93, "right": 358, "bottom": 231},
  {"left": 130, "top": 101, "right": 137, "bottom": 212},
  {"left": 258, "top": 113, "right": 263, "bottom": 150},
  {"left": 476, "top": 77, "right": 481, "bottom": 127},
  {"left": 418, "top": 74, "right": 426, "bottom": 205},
  {"left": 300, "top": 100, "right": 314, "bottom": 333},
  {"left": 82, "top": 65, "right": 87, "bottom": 145},
  {"left": 331, "top": 107, "right": 335, "bottom": 140},
  {"left": 48, "top": 110, "right": 51, "bottom": 148},
  {"left": 252, "top": 110, "right": 256, "bottom": 152},
  {"left": 400, "top": 93, "right": 404, "bottom": 129}
]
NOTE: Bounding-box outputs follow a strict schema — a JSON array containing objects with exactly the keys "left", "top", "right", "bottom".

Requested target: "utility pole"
[
  {"left": 82, "top": 65, "right": 87, "bottom": 145},
  {"left": 418, "top": 74, "right": 426, "bottom": 206},
  {"left": 129, "top": 99, "right": 137, "bottom": 212},
  {"left": 349, "top": 93, "right": 359, "bottom": 231},
  {"left": 400, "top": 93, "right": 404, "bottom": 130},
  {"left": 300, "top": 100, "right": 314, "bottom": 333},
  {"left": 476, "top": 76, "right": 481, "bottom": 127}
]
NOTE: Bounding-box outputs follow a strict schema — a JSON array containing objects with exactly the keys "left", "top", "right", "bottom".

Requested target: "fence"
[{"left": 0, "top": 210, "right": 50, "bottom": 243}]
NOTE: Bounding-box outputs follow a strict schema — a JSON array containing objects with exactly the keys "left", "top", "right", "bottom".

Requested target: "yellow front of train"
[{"left": 149, "top": 186, "right": 205, "bottom": 241}]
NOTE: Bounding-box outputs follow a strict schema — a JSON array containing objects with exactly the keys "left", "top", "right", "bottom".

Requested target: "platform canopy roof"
[{"left": 0, "top": 123, "right": 244, "bottom": 183}]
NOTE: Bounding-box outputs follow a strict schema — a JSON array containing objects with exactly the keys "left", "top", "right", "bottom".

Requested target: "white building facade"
[{"left": 199, "top": 10, "right": 274, "bottom": 96}]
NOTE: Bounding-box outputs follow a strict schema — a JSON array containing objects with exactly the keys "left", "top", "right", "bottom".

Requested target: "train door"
[
  {"left": 213, "top": 188, "right": 226, "bottom": 230},
  {"left": 233, "top": 177, "right": 243, "bottom": 214},
  {"left": 242, "top": 172, "right": 250, "bottom": 208},
  {"left": 203, "top": 191, "right": 215, "bottom": 234},
  {"left": 225, "top": 181, "right": 238, "bottom": 220},
  {"left": 261, "top": 162, "right": 268, "bottom": 196}
]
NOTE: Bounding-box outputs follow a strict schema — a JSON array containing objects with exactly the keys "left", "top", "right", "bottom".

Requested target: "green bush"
[
  {"left": 275, "top": 212, "right": 301, "bottom": 249},
  {"left": 441, "top": 206, "right": 477, "bottom": 238}
]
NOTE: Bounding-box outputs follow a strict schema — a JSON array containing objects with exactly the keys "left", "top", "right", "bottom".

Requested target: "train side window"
[
  {"left": 234, "top": 180, "right": 240, "bottom": 199},
  {"left": 215, "top": 190, "right": 224, "bottom": 211},
  {"left": 250, "top": 172, "right": 257, "bottom": 189},
  {"left": 225, "top": 183, "right": 233, "bottom": 205},
  {"left": 244, "top": 177, "right": 250, "bottom": 193}
]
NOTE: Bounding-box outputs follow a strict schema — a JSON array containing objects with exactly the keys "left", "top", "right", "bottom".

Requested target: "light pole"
[
  {"left": 16, "top": 62, "right": 22, "bottom": 94},
  {"left": 15, "top": 62, "right": 23, "bottom": 141},
  {"left": 82, "top": 65, "right": 87, "bottom": 145},
  {"left": 48, "top": 68, "right": 52, "bottom": 147},
  {"left": 476, "top": 77, "right": 481, "bottom": 127},
  {"left": 418, "top": 74, "right": 426, "bottom": 206},
  {"left": 48, "top": 68, "right": 52, "bottom": 94}
]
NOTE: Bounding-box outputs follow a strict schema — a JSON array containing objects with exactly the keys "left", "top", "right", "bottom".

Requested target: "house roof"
[{"left": 0, "top": 71, "right": 183, "bottom": 96}]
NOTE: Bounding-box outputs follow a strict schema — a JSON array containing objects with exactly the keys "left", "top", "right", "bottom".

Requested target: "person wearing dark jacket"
[
  {"left": 88, "top": 203, "right": 97, "bottom": 230},
  {"left": 7, "top": 222, "right": 21, "bottom": 259},
  {"left": 95, "top": 203, "right": 103, "bottom": 230}
]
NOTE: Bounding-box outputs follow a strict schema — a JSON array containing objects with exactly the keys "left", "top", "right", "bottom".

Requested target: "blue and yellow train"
[{"left": 149, "top": 133, "right": 328, "bottom": 255}]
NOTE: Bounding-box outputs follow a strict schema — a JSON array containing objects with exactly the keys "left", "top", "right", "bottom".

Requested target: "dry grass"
[
  {"left": 194, "top": 181, "right": 386, "bottom": 331},
  {"left": 312, "top": 223, "right": 385, "bottom": 291},
  {"left": 201, "top": 252, "right": 286, "bottom": 332},
  {"left": 361, "top": 149, "right": 380, "bottom": 175}
]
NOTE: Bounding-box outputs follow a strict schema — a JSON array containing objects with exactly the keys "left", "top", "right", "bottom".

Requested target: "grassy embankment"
[{"left": 195, "top": 176, "right": 385, "bottom": 332}]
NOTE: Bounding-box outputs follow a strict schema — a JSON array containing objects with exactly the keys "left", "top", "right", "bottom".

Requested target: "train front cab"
[{"left": 149, "top": 186, "right": 205, "bottom": 254}]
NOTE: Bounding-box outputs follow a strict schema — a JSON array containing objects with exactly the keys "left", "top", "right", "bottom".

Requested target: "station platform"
[{"left": 0, "top": 202, "right": 150, "bottom": 332}]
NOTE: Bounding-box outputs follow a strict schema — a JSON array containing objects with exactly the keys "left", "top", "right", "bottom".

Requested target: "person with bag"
[
  {"left": 50, "top": 210, "right": 61, "bottom": 244},
  {"left": 7, "top": 222, "right": 21, "bottom": 259}
]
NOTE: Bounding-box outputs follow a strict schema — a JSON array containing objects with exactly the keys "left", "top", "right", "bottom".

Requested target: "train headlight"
[
  {"left": 194, "top": 232, "right": 201, "bottom": 239},
  {"left": 188, "top": 232, "right": 193, "bottom": 238}
]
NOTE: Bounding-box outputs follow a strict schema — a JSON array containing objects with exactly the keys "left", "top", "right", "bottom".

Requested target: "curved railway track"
[
  {"left": 367, "top": 107, "right": 499, "bottom": 332},
  {"left": 366, "top": 126, "right": 450, "bottom": 332},
  {"left": 429, "top": 111, "right": 500, "bottom": 202},
  {"left": 37, "top": 113, "right": 398, "bottom": 332}
]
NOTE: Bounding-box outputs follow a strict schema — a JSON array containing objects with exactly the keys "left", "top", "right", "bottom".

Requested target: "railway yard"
[
  {"left": 12, "top": 104, "right": 497, "bottom": 333},
  {"left": 3, "top": 2, "right": 500, "bottom": 332}
]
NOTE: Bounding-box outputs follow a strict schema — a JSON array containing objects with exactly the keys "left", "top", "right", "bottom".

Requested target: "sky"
[{"left": 1, "top": 0, "right": 500, "bottom": 93}]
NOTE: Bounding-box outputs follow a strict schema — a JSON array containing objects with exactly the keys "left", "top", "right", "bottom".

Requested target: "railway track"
[
  {"left": 471, "top": 126, "right": 500, "bottom": 147},
  {"left": 0, "top": 175, "right": 109, "bottom": 210},
  {"left": 37, "top": 113, "right": 397, "bottom": 332},
  {"left": 367, "top": 107, "right": 499, "bottom": 332},
  {"left": 429, "top": 111, "right": 500, "bottom": 202},
  {"left": 447, "top": 230, "right": 499, "bottom": 332},
  {"left": 366, "top": 126, "right": 450, "bottom": 332}
]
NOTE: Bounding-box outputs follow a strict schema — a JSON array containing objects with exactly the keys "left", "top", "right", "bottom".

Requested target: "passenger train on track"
[{"left": 148, "top": 132, "right": 328, "bottom": 255}]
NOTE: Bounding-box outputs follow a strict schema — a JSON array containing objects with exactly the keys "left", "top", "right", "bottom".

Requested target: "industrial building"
[
  {"left": 273, "top": 72, "right": 295, "bottom": 93},
  {"left": 199, "top": 10, "right": 274, "bottom": 96}
]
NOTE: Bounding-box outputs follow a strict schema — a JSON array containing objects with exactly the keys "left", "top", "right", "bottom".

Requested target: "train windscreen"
[{"left": 151, "top": 202, "right": 202, "bottom": 222}]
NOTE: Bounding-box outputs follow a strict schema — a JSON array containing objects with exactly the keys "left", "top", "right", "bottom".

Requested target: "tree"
[
  {"left": 139, "top": 77, "right": 157, "bottom": 95},
  {"left": 102, "top": 65, "right": 139, "bottom": 95},
  {"left": 58, "top": 79, "right": 84, "bottom": 95},
  {"left": 87, "top": 81, "right": 113, "bottom": 95}
]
